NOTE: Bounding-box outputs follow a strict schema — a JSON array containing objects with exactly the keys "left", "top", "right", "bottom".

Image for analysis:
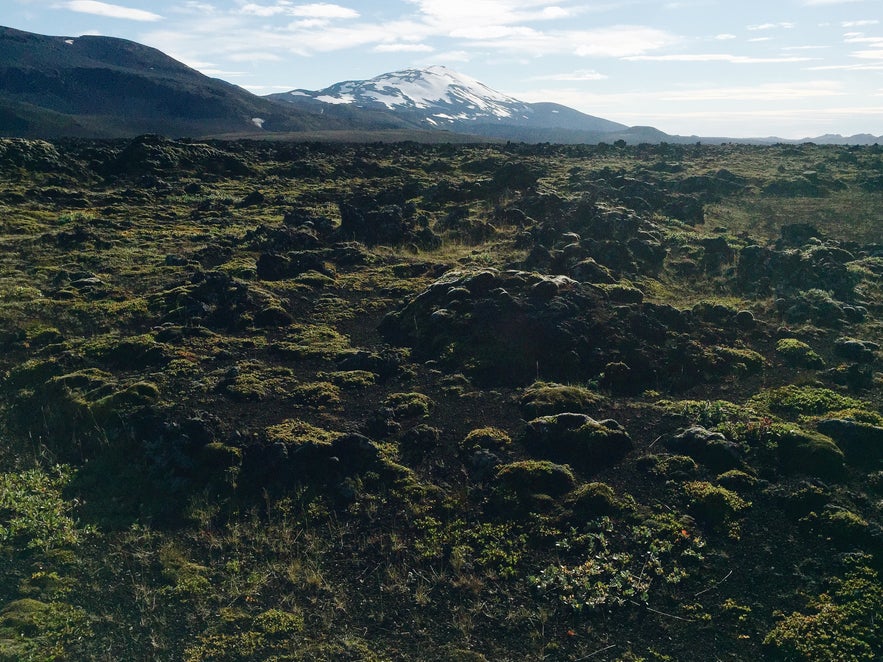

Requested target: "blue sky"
[{"left": 7, "top": 0, "right": 883, "bottom": 137}]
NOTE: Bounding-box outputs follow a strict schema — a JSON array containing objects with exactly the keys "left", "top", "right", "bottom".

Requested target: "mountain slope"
[
  {"left": 267, "top": 66, "right": 628, "bottom": 139},
  {"left": 0, "top": 26, "right": 409, "bottom": 139}
]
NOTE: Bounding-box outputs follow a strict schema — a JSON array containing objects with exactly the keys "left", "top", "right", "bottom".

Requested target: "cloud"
[
  {"left": 657, "top": 81, "right": 845, "bottom": 101},
  {"left": 464, "top": 25, "right": 679, "bottom": 58},
  {"left": 432, "top": 50, "right": 472, "bottom": 62},
  {"left": 803, "top": 0, "right": 865, "bottom": 4},
  {"left": 624, "top": 53, "right": 814, "bottom": 63},
  {"left": 63, "top": 0, "right": 163, "bottom": 21},
  {"left": 852, "top": 49, "right": 883, "bottom": 59},
  {"left": 843, "top": 34, "right": 883, "bottom": 44},
  {"left": 807, "top": 62, "right": 883, "bottom": 70},
  {"left": 240, "top": 2, "right": 358, "bottom": 19},
  {"left": 715, "top": 33, "right": 736, "bottom": 40},
  {"left": 534, "top": 69, "right": 609, "bottom": 81},
  {"left": 402, "top": 0, "right": 610, "bottom": 29},
  {"left": 842, "top": 20, "right": 879, "bottom": 27},
  {"left": 174, "top": 1, "right": 216, "bottom": 14},
  {"left": 227, "top": 52, "right": 283, "bottom": 62},
  {"left": 239, "top": 3, "right": 288, "bottom": 17},
  {"left": 540, "top": 6, "right": 570, "bottom": 19},
  {"left": 373, "top": 43, "right": 434, "bottom": 52},
  {"left": 748, "top": 22, "right": 795, "bottom": 31},
  {"left": 450, "top": 24, "right": 540, "bottom": 40},
  {"left": 290, "top": 3, "right": 359, "bottom": 18}
]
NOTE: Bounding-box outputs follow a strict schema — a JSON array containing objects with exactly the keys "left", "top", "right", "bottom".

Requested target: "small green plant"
[
  {"left": 657, "top": 399, "right": 748, "bottom": 427},
  {"left": 648, "top": 454, "right": 699, "bottom": 481},
  {"left": 0, "top": 465, "right": 90, "bottom": 551},
  {"left": 494, "top": 460, "right": 576, "bottom": 497},
  {"left": 776, "top": 338, "right": 825, "bottom": 368},
  {"left": 291, "top": 381, "right": 342, "bottom": 409},
  {"left": 532, "top": 516, "right": 704, "bottom": 611},
  {"left": 764, "top": 562, "right": 883, "bottom": 661},
  {"left": 459, "top": 427, "right": 512, "bottom": 453},
  {"left": 264, "top": 419, "right": 340, "bottom": 446},
  {"left": 413, "top": 517, "right": 527, "bottom": 577},
  {"left": 751, "top": 385, "right": 866, "bottom": 418},
  {"left": 682, "top": 481, "right": 750, "bottom": 527},
  {"left": 384, "top": 392, "right": 434, "bottom": 419},
  {"left": 270, "top": 324, "right": 351, "bottom": 360},
  {"left": 0, "top": 598, "right": 93, "bottom": 660},
  {"left": 519, "top": 381, "right": 605, "bottom": 418},
  {"left": 713, "top": 346, "right": 766, "bottom": 375}
]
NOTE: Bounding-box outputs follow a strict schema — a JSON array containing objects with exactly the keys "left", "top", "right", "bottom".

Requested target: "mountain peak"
[
  {"left": 269, "top": 66, "right": 628, "bottom": 136},
  {"left": 290, "top": 65, "right": 525, "bottom": 122}
]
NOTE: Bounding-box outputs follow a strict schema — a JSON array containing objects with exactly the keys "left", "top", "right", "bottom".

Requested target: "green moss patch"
[
  {"left": 519, "top": 381, "right": 605, "bottom": 418},
  {"left": 751, "top": 385, "right": 867, "bottom": 418}
]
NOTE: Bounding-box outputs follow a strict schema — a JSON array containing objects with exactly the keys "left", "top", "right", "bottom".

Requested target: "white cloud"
[
  {"left": 624, "top": 53, "right": 814, "bottom": 63},
  {"left": 853, "top": 49, "right": 883, "bottom": 59},
  {"left": 842, "top": 20, "right": 879, "bottom": 27},
  {"left": 240, "top": 3, "right": 288, "bottom": 17},
  {"left": 807, "top": 62, "right": 883, "bottom": 70},
  {"left": 403, "top": 0, "right": 593, "bottom": 29},
  {"left": 715, "top": 33, "right": 736, "bottom": 40},
  {"left": 175, "top": 1, "right": 216, "bottom": 14},
  {"left": 657, "top": 81, "right": 845, "bottom": 101},
  {"left": 803, "top": 0, "right": 865, "bottom": 5},
  {"left": 484, "top": 25, "right": 679, "bottom": 58},
  {"left": 240, "top": 2, "right": 358, "bottom": 19},
  {"left": 748, "top": 22, "right": 795, "bottom": 31},
  {"left": 450, "top": 24, "right": 540, "bottom": 40},
  {"left": 63, "top": 0, "right": 163, "bottom": 21},
  {"left": 374, "top": 43, "right": 434, "bottom": 52},
  {"left": 533, "top": 69, "right": 608, "bottom": 81},
  {"left": 287, "top": 19, "right": 330, "bottom": 28},
  {"left": 228, "top": 52, "right": 283, "bottom": 62},
  {"left": 844, "top": 34, "right": 883, "bottom": 44},
  {"left": 541, "top": 6, "right": 570, "bottom": 19},
  {"left": 433, "top": 50, "right": 472, "bottom": 62},
  {"left": 290, "top": 3, "right": 359, "bottom": 18}
]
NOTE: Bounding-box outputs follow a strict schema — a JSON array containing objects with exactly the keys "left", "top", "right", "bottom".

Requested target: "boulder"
[
  {"left": 664, "top": 426, "right": 742, "bottom": 472},
  {"left": 816, "top": 419, "right": 883, "bottom": 467},
  {"left": 834, "top": 337, "right": 878, "bottom": 363},
  {"left": 524, "top": 413, "right": 633, "bottom": 471}
]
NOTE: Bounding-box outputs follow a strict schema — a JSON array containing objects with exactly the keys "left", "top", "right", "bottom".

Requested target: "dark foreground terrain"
[{"left": 0, "top": 136, "right": 881, "bottom": 660}]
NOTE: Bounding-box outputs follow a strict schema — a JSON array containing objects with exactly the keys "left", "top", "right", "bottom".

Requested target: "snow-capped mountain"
[{"left": 267, "top": 66, "right": 629, "bottom": 141}]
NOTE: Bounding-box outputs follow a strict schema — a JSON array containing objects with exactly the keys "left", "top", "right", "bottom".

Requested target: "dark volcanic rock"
[
  {"left": 524, "top": 413, "right": 633, "bottom": 472},
  {"left": 738, "top": 243, "right": 859, "bottom": 300},
  {"left": 380, "top": 268, "right": 763, "bottom": 390},
  {"left": 834, "top": 337, "right": 878, "bottom": 363},
  {"left": 256, "top": 251, "right": 332, "bottom": 281},
  {"left": 100, "top": 135, "right": 250, "bottom": 179},
  {"left": 664, "top": 426, "right": 742, "bottom": 471},
  {"left": 816, "top": 419, "right": 883, "bottom": 467}
]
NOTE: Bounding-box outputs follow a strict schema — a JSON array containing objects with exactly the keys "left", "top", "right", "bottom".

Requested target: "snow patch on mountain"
[
  {"left": 267, "top": 65, "right": 631, "bottom": 137},
  {"left": 277, "top": 65, "right": 530, "bottom": 124}
]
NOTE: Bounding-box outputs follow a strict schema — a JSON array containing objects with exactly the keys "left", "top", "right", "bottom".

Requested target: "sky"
[{"left": 6, "top": 0, "right": 883, "bottom": 138}]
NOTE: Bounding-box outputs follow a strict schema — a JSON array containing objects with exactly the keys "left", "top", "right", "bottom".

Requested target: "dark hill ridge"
[
  {"left": 0, "top": 26, "right": 410, "bottom": 139},
  {"left": 1, "top": 26, "right": 881, "bottom": 143}
]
